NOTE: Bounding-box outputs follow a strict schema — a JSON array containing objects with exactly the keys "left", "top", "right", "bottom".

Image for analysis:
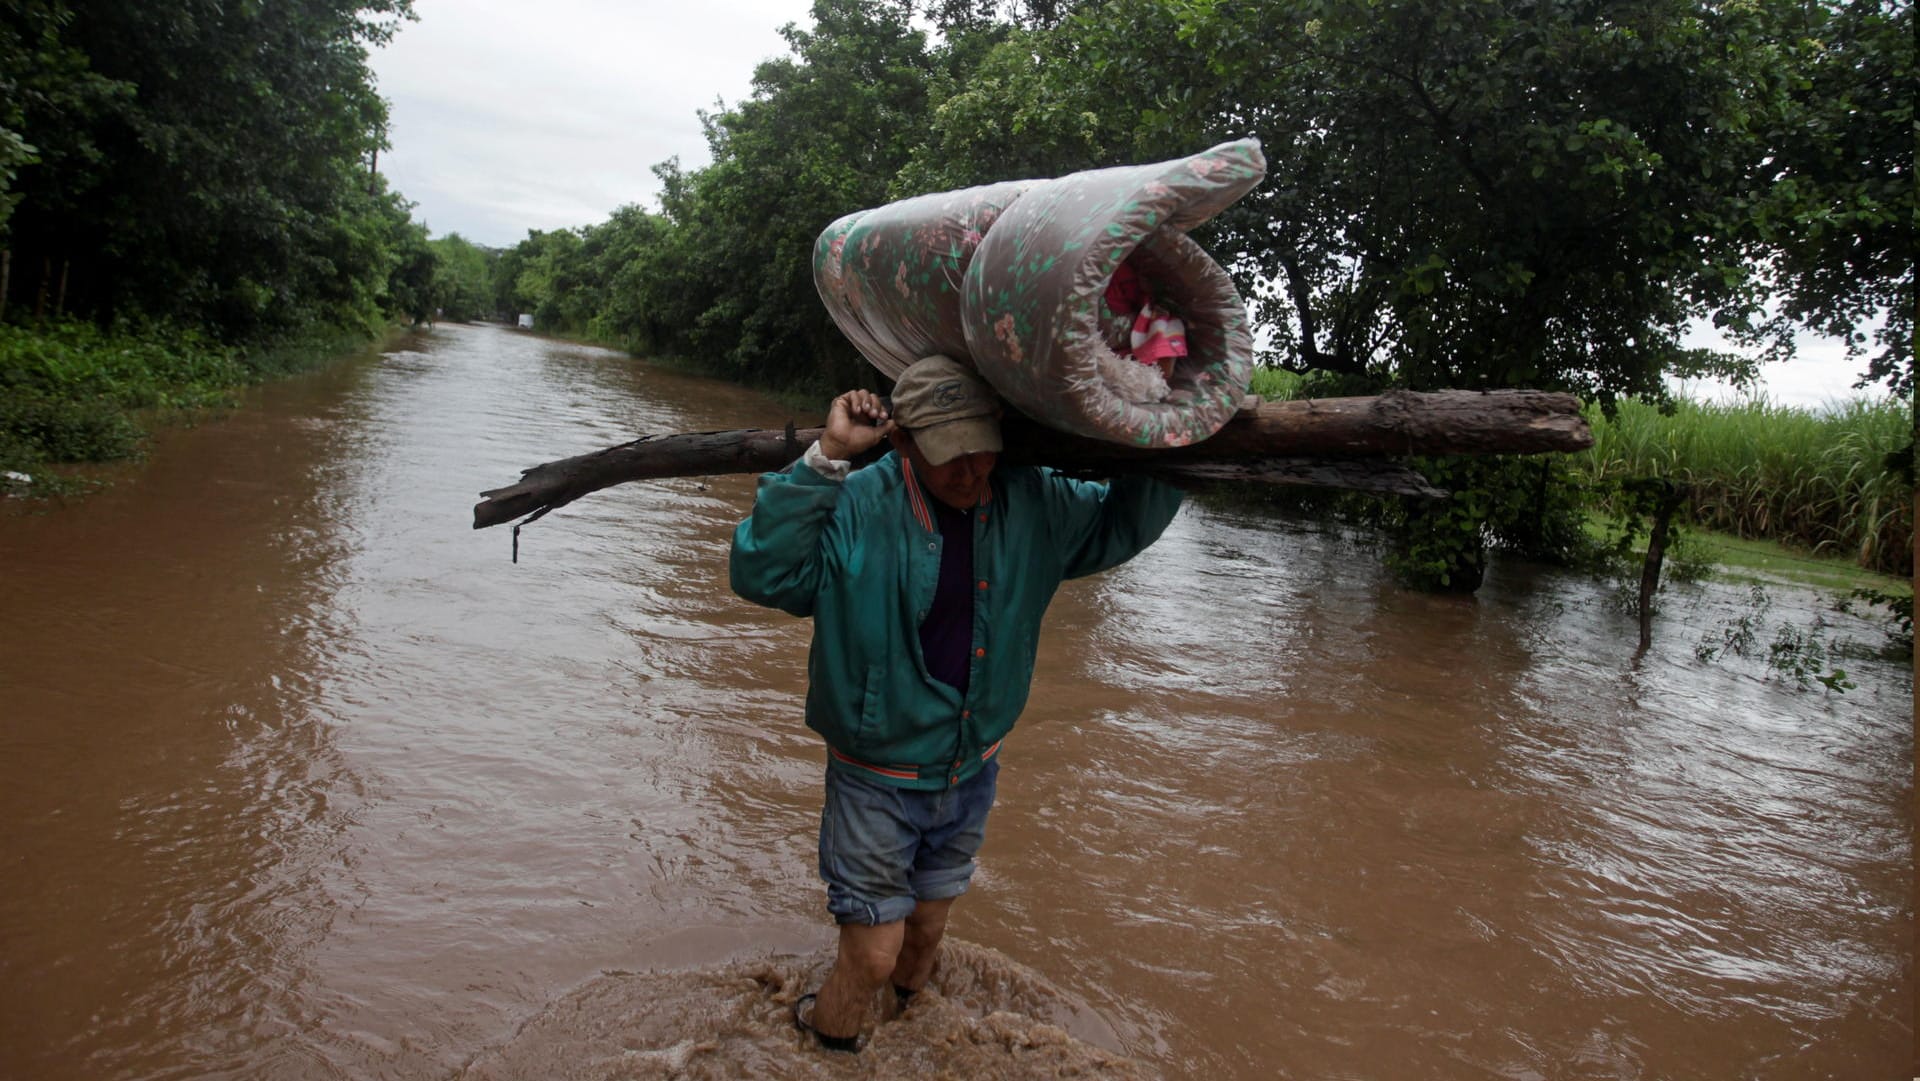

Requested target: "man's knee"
[
  {"left": 904, "top": 899, "right": 953, "bottom": 946},
  {"left": 845, "top": 943, "right": 900, "bottom": 988},
  {"left": 837, "top": 922, "right": 905, "bottom": 988}
]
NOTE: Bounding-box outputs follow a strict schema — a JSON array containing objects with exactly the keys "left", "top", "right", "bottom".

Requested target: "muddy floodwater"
[{"left": 0, "top": 324, "right": 1910, "bottom": 1080}]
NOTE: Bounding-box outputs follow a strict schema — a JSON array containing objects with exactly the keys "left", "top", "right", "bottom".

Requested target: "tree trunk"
[
  {"left": 1636, "top": 480, "right": 1687, "bottom": 653},
  {"left": 473, "top": 388, "right": 1592, "bottom": 530}
]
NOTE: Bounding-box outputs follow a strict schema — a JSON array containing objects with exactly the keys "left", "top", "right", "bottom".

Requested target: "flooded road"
[{"left": 0, "top": 323, "right": 1909, "bottom": 1079}]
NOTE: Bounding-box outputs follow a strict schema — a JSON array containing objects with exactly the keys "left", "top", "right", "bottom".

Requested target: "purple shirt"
[{"left": 919, "top": 497, "right": 975, "bottom": 695}]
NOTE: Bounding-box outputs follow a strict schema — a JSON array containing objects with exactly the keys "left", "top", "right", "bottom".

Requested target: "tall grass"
[
  {"left": 1573, "top": 397, "right": 1914, "bottom": 577},
  {"left": 1247, "top": 366, "right": 1913, "bottom": 578}
]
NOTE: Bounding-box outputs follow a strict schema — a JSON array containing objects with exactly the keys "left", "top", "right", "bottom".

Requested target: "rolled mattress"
[{"left": 813, "top": 140, "right": 1267, "bottom": 448}]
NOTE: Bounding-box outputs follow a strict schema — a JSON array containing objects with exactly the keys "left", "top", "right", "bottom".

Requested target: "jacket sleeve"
[
  {"left": 1041, "top": 471, "right": 1184, "bottom": 580},
  {"left": 729, "top": 457, "right": 854, "bottom": 617}
]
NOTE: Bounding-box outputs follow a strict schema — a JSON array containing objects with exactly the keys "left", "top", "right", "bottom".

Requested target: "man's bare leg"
[
  {"left": 891, "top": 897, "right": 955, "bottom": 995},
  {"left": 811, "top": 919, "right": 904, "bottom": 1040}
]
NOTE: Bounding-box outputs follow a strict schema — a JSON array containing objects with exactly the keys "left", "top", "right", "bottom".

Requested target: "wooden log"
[
  {"left": 1635, "top": 478, "right": 1689, "bottom": 654},
  {"left": 473, "top": 388, "right": 1592, "bottom": 530},
  {"left": 1012, "top": 389, "right": 1592, "bottom": 463}
]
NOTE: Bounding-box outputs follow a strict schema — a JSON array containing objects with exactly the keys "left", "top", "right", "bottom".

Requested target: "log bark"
[{"left": 473, "top": 389, "right": 1591, "bottom": 530}]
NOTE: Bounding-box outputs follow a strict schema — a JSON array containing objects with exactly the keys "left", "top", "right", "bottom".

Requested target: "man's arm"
[
  {"left": 1043, "top": 471, "right": 1185, "bottom": 580},
  {"left": 727, "top": 390, "right": 892, "bottom": 615}
]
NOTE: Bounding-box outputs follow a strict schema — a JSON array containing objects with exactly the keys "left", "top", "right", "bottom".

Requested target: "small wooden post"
[{"left": 1637, "top": 479, "right": 1687, "bottom": 652}]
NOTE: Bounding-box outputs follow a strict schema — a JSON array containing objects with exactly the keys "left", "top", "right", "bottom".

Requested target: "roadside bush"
[
  {"left": 0, "top": 320, "right": 245, "bottom": 471},
  {"left": 0, "top": 320, "right": 243, "bottom": 406},
  {"left": 0, "top": 389, "right": 141, "bottom": 465},
  {"left": 1247, "top": 367, "right": 1600, "bottom": 590}
]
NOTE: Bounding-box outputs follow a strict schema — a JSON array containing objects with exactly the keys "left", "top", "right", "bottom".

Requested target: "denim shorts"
[{"left": 818, "top": 757, "right": 999, "bottom": 926}]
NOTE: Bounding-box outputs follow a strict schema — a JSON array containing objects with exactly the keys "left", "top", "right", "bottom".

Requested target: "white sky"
[
  {"left": 368, "top": 0, "right": 1891, "bottom": 409},
  {"left": 369, "top": 0, "right": 815, "bottom": 247},
  {"left": 1673, "top": 323, "right": 1893, "bottom": 412}
]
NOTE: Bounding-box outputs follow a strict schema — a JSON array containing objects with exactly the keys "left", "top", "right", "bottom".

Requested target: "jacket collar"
[{"left": 898, "top": 454, "right": 994, "bottom": 535}]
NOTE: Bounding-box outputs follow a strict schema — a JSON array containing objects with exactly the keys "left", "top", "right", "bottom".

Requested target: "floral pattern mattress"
[{"left": 813, "top": 139, "right": 1267, "bottom": 448}]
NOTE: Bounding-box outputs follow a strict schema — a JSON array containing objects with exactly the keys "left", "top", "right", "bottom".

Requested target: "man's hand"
[{"left": 818, "top": 389, "right": 893, "bottom": 461}]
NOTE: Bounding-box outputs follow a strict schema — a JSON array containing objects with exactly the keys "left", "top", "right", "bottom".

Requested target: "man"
[{"left": 729, "top": 355, "right": 1182, "bottom": 1051}]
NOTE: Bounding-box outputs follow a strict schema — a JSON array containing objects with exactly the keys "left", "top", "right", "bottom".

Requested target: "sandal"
[{"left": 792, "top": 992, "right": 861, "bottom": 1053}]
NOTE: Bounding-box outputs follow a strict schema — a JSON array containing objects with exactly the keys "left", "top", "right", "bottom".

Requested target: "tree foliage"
[
  {"left": 427, "top": 233, "right": 495, "bottom": 322},
  {"left": 898, "top": 0, "right": 1914, "bottom": 405},
  {"left": 470, "top": 0, "right": 1914, "bottom": 586},
  {"left": 1722, "top": 0, "right": 1914, "bottom": 396},
  {"left": 488, "top": 0, "right": 943, "bottom": 392},
  {"left": 515, "top": 0, "right": 1907, "bottom": 403},
  {"left": 0, "top": 0, "right": 428, "bottom": 340},
  {"left": 660, "top": 0, "right": 942, "bottom": 390}
]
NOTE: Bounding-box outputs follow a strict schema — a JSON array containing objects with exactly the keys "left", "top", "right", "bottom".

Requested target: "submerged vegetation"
[
  {"left": 1693, "top": 582, "right": 1914, "bottom": 694},
  {"left": 0, "top": 321, "right": 242, "bottom": 469},
  {"left": 0, "top": 320, "right": 388, "bottom": 479}
]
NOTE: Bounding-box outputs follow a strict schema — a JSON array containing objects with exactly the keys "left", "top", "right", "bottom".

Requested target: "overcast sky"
[
  {"left": 369, "top": 0, "right": 814, "bottom": 247},
  {"left": 367, "top": 0, "right": 1879, "bottom": 408}
]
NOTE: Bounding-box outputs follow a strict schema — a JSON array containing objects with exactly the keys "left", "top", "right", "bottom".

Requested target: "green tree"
[
  {"left": 902, "top": 0, "right": 1909, "bottom": 588},
  {"left": 428, "top": 233, "right": 495, "bottom": 322},
  {"left": 913, "top": 0, "right": 1805, "bottom": 401},
  {"left": 0, "top": 3, "right": 129, "bottom": 246},
  {"left": 576, "top": 205, "right": 669, "bottom": 346},
  {"left": 0, "top": 128, "right": 31, "bottom": 238},
  {"left": 1, "top": 0, "right": 420, "bottom": 337},
  {"left": 1721, "top": 0, "right": 1913, "bottom": 396},
  {"left": 629, "top": 0, "right": 941, "bottom": 389}
]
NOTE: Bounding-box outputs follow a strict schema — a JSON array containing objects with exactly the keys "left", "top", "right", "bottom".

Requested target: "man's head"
[{"left": 888, "top": 355, "right": 1002, "bottom": 510}]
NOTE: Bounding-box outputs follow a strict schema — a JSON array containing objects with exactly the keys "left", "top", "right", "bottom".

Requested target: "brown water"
[{"left": 0, "top": 323, "right": 1909, "bottom": 1080}]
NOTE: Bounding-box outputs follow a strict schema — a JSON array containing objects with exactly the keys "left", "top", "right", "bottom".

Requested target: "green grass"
[
  {"left": 1692, "top": 530, "right": 1910, "bottom": 594},
  {"left": 1248, "top": 367, "right": 1303, "bottom": 400},
  {"left": 1587, "top": 509, "right": 1911, "bottom": 594}
]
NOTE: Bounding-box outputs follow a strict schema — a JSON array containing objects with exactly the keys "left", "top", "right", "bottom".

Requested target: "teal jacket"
[{"left": 729, "top": 450, "right": 1182, "bottom": 790}]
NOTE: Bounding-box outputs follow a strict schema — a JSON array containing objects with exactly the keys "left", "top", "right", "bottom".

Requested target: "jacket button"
[
  {"left": 977, "top": 579, "right": 988, "bottom": 590},
  {"left": 961, "top": 709, "right": 971, "bottom": 719},
  {"left": 974, "top": 647, "right": 986, "bottom": 658},
  {"left": 927, "top": 542, "right": 936, "bottom": 551}
]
